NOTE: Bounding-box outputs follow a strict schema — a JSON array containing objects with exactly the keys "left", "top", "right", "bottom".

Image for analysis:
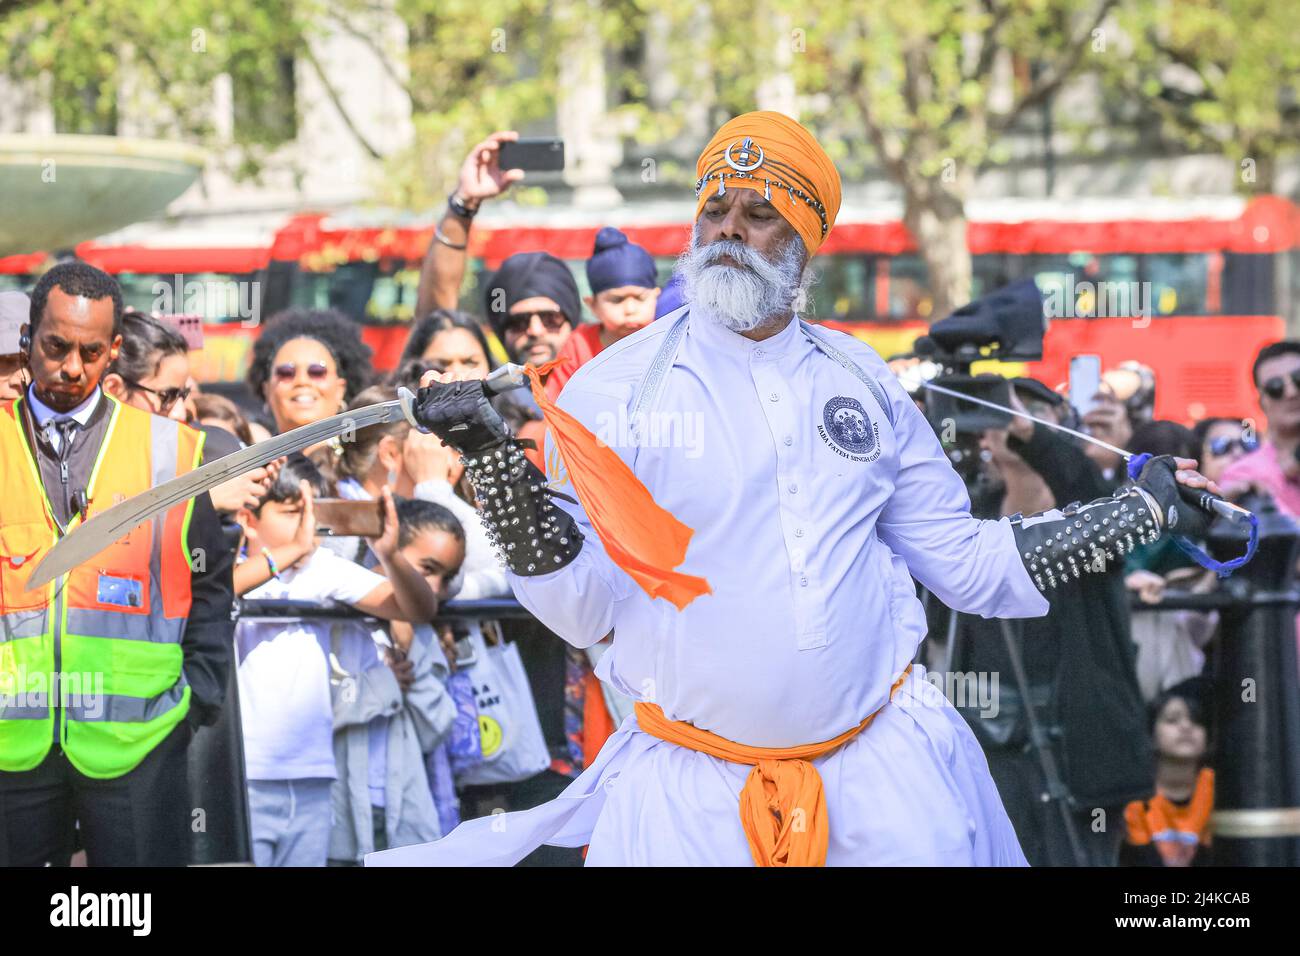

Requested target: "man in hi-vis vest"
[{"left": 0, "top": 262, "right": 234, "bottom": 866}]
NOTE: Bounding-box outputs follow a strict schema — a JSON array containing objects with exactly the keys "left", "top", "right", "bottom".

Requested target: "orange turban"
[{"left": 694, "top": 111, "right": 842, "bottom": 254}]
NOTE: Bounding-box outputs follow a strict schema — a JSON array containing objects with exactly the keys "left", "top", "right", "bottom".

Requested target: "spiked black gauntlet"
[
  {"left": 412, "top": 378, "right": 585, "bottom": 576},
  {"left": 1011, "top": 453, "right": 1217, "bottom": 593},
  {"left": 1011, "top": 486, "right": 1162, "bottom": 592},
  {"left": 458, "top": 442, "right": 584, "bottom": 576}
]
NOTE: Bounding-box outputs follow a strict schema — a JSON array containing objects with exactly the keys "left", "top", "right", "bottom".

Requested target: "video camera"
[{"left": 902, "top": 279, "right": 1048, "bottom": 485}]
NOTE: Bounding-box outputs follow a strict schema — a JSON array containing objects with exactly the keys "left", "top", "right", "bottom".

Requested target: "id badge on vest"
[{"left": 96, "top": 573, "right": 144, "bottom": 609}]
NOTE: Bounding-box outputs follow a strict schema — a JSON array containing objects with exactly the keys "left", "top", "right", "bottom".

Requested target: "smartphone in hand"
[
  {"left": 497, "top": 138, "right": 565, "bottom": 172},
  {"left": 312, "top": 498, "right": 385, "bottom": 538},
  {"left": 1069, "top": 354, "right": 1102, "bottom": 419}
]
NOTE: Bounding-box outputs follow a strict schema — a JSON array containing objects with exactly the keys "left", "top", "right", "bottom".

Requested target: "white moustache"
[{"left": 679, "top": 234, "right": 807, "bottom": 332}]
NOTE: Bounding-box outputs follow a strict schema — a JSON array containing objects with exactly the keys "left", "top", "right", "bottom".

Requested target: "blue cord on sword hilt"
[{"left": 1127, "top": 452, "right": 1259, "bottom": 578}]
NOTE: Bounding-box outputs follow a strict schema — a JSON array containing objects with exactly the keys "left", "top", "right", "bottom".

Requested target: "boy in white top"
[{"left": 234, "top": 456, "right": 437, "bottom": 867}]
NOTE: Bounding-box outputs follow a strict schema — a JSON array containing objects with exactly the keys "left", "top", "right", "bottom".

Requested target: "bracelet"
[
  {"left": 433, "top": 226, "right": 468, "bottom": 250},
  {"left": 261, "top": 547, "right": 282, "bottom": 580},
  {"left": 447, "top": 191, "right": 479, "bottom": 220}
]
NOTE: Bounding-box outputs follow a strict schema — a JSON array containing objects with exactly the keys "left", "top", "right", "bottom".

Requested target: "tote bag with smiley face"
[{"left": 454, "top": 628, "right": 550, "bottom": 786}]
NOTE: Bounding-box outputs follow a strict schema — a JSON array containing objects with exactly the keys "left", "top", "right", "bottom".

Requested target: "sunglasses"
[
  {"left": 122, "top": 377, "right": 191, "bottom": 414},
  {"left": 1260, "top": 368, "right": 1300, "bottom": 400},
  {"left": 503, "top": 310, "right": 568, "bottom": 336},
  {"left": 1208, "top": 434, "right": 1259, "bottom": 457},
  {"left": 273, "top": 361, "right": 332, "bottom": 383}
]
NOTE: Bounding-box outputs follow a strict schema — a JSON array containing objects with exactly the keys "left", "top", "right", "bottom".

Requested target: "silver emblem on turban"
[{"left": 724, "top": 137, "right": 764, "bottom": 172}]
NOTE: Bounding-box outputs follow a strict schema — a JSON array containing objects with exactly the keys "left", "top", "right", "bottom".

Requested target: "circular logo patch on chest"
[{"left": 820, "top": 396, "right": 877, "bottom": 457}]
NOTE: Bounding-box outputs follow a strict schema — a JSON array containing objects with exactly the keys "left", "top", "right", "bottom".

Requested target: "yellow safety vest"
[{"left": 0, "top": 394, "right": 204, "bottom": 779}]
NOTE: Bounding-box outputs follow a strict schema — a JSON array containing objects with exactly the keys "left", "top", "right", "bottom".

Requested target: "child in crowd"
[
  {"left": 328, "top": 498, "right": 469, "bottom": 864},
  {"left": 313, "top": 383, "right": 510, "bottom": 599},
  {"left": 233, "top": 455, "right": 438, "bottom": 867},
  {"left": 193, "top": 392, "right": 255, "bottom": 446},
  {"left": 1121, "top": 679, "right": 1215, "bottom": 867}
]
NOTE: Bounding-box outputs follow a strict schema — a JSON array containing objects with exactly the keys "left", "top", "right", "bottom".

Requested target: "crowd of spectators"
[
  {"left": 935, "top": 343, "right": 1300, "bottom": 869},
  {"left": 6, "top": 131, "right": 1295, "bottom": 870}
]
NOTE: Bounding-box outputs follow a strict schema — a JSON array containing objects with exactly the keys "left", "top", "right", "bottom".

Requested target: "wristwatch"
[{"left": 447, "top": 191, "right": 480, "bottom": 220}]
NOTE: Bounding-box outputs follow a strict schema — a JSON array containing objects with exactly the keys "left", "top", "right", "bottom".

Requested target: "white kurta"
[{"left": 368, "top": 308, "right": 1051, "bottom": 867}]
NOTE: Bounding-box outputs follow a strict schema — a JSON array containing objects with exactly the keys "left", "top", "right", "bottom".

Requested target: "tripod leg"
[
  {"left": 942, "top": 598, "right": 961, "bottom": 674},
  {"left": 996, "top": 619, "right": 1090, "bottom": 867}
]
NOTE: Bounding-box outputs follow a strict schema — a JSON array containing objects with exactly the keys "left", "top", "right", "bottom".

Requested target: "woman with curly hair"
[{"left": 247, "top": 309, "right": 375, "bottom": 442}]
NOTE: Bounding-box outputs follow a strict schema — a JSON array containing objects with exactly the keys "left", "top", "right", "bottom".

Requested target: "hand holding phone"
[{"left": 457, "top": 131, "right": 527, "bottom": 206}]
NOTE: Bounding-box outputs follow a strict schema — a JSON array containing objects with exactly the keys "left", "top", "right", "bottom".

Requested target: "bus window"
[
  {"left": 1020, "top": 254, "right": 1139, "bottom": 319},
  {"left": 883, "top": 254, "right": 932, "bottom": 321},
  {"left": 365, "top": 267, "right": 420, "bottom": 322},
  {"left": 1144, "top": 253, "right": 1208, "bottom": 316},
  {"left": 1221, "top": 253, "right": 1276, "bottom": 316},
  {"left": 806, "top": 255, "right": 872, "bottom": 320}
]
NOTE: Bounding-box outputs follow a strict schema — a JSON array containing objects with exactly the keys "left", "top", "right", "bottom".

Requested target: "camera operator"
[{"left": 941, "top": 378, "right": 1153, "bottom": 866}]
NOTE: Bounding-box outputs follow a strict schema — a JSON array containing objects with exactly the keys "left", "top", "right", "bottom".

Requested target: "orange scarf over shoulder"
[{"left": 634, "top": 667, "right": 912, "bottom": 867}]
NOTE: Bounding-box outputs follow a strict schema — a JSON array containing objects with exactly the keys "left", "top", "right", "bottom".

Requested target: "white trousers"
[{"left": 367, "top": 665, "right": 1028, "bottom": 867}]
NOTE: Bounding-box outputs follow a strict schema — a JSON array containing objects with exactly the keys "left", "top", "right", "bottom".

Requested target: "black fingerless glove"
[
  {"left": 1132, "top": 454, "right": 1212, "bottom": 540},
  {"left": 412, "top": 380, "right": 511, "bottom": 454}
]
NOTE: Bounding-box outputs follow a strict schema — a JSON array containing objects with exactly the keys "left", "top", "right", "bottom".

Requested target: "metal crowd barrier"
[{"left": 237, "top": 597, "right": 537, "bottom": 621}]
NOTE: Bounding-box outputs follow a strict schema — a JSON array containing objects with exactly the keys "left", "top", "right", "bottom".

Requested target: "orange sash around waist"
[{"left": 632, "top": 666, "right": 912, "bottom": 867}]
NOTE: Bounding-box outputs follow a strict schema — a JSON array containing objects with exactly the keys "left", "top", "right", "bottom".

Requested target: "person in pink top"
[{"left": 1219, "top": 341, "right": 1300, "bottom": 517}]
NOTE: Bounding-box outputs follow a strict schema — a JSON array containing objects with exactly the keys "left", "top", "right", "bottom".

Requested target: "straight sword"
[
  {"left": 919, "top": 379, "right": 1254, "bottom": 524},
  {"left": 26, "top": 364, "right": 531, "bottom": 591}
]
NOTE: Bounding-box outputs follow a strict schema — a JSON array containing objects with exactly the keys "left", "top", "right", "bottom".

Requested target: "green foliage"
[
  {"left": 2, "top": 0, "right": 1292, "bottom": 232},
  {"left": 1105, "top": 0, "right": 1300, "bottom": 191}
]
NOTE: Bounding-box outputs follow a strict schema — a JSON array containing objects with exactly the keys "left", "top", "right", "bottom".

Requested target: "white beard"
[{"left": 678, "top": 228, "right": 809, "bottom": 333}]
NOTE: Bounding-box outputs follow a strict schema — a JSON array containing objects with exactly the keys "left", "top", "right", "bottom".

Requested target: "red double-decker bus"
[{"left": 2, "top": 195, "right": 1295, "bottom": 423}]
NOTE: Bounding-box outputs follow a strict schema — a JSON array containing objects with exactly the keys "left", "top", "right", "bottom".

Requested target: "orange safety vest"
[{"left": 0, "top": 394, "right": 204, "bottom": 779}]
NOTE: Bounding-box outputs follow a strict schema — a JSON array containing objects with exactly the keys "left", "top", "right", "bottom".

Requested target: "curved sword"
[{"left": 26, "top": 364, "right": 531, "bottom": 591}]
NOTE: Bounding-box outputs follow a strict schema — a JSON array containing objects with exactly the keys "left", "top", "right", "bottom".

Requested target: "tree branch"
[
  {"left": 988, "top": 0, "right": 1117, "bottom": 136},
  {"left": 967, "top": 0, "right": 1012, "bottom": 82},
  {"left": 847, "top": 52, "right": 907, "bottom": 182},
  {"left": 300, "top": 39, "right": 385, "bottom": 160},
  {"left": 325, "top": 8, "right": 415, "bottom": 107}
]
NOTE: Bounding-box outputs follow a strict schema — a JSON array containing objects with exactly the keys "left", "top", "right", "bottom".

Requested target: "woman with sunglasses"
[
  {"left": 246, "top": 308, "right": 375, "bottom": 445},
  {"left": 1191, "top": 417, "right": 1257, "bottom": 485},
  {"left": 103, "top": 310, "right": 193, "bottom": 422}
]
